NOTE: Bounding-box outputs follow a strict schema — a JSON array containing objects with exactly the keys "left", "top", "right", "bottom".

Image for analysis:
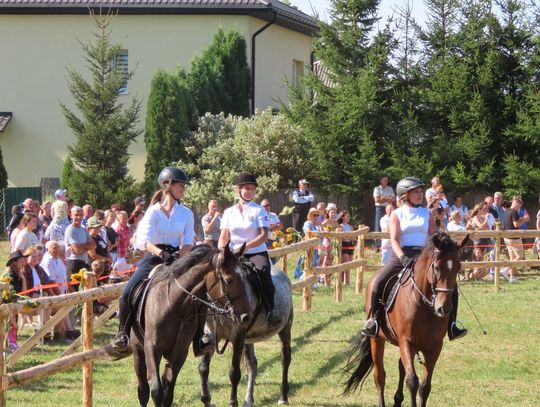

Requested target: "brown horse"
[
  {"left": 344, "top": 232, "right": 469, "bottom": 407},
  {"left": 130, "top": 244, "right": 252, "bottom": 407}
]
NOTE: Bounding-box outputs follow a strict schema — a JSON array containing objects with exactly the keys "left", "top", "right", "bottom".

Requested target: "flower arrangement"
[
  {"left": 1, "top": 275, "right": 39, "bottom": 311},
  {"left": 272, "top": 228, "right": 302, "bottom": 248}
]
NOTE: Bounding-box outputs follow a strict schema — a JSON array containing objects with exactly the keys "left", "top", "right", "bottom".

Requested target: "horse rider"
[
  {"left": 362, "top": 177, "right": 468, "bottom": 341},
  {"left": 112, "top": 166, "right": 212, "bottom": 355},
  {"left": 218, "top": 172, "right": 280, "bottom": 325}
]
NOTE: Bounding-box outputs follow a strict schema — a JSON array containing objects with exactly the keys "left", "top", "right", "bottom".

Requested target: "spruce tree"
[{"left": 60, "top": 11, "right": 141, "bottom": 208}]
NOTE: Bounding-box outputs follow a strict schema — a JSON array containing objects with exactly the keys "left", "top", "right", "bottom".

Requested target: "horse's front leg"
[
  {"left": 398, "top": 340, "right": 419, "bottom": 407},
  {"left": 393, "top": 358, "right": 405, "bottom": 407},
  {"left": 242, "top": 344, "right": 257, "bottom": 407},
  {"left": 229, "top": 334, "right": 246, "bottom": 407},
  {"left": 145, "top": 343, "right": 164, "bottom": 407},
  {"left": 277, "top": 319, "right": 292, "bottom": 405},
  {"left": 371, "top": 337, "right": 387, "bottom": 407},
  {"left": 133, "top": 347, "right": 150, "bottom": 407},
  {"left": 419, "top": 345, "right": 443, "bottom": 407},
  {"left": 199, "top": 349, "right": 216, "bottom": 407},
  {"left": 162, "top": 340, "right": 191, "bottom": 407}
]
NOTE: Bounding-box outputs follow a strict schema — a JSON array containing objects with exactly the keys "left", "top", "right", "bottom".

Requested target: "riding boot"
[
  {"left": 448, "top": 286, "right": 468, "bottom": 341},
  {"left": 193, "top": 310, "right": 214, "bottom": 357},
  {"left": 362, "top": 290, "right": 381, "bottom": 337},
  {"left": 112, "top": 300, "right": 132, "bottom": 353}
]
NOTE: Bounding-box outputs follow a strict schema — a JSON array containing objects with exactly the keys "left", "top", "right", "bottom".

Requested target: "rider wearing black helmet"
[
  {"left": 112, "top": 167, "right": 212, "bottom": 354},
  {"left": 218, "top": 172, "right": 280, "bottom": 325},
  {"left": 362, "top": 177, "right": 467, "bottom": 340}
]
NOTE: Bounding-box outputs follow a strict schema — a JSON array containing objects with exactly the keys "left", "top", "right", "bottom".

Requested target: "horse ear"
[
  {"left": 457, "top": 233, "right": 470, "bottom": 250},
  {"left": 233, "top": 242, "right": 246, "bottom": 257},
  {"left": 431, "top": 232, "right": 443, "bottom": 249}
]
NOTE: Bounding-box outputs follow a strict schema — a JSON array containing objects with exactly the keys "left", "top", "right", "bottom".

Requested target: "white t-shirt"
[
  {"left": 267, "top": 211, "right": 280, "bottom": 240},
  {"left": 425, "top": 188, "right": 437, "bottom": 204},
  {"left": 135, "top": 202, "right": 195, "bottom": 250},
  {"left": 221, "top": 201, "right": 270, "bottom": 254},
  {"left": 379, "top": 214, "right": 392, "bottom": 249},
  {"left": 394, "top": 205, "right": 430, "bottom": 247},
  {"left": 447, "top": 222, "right": 466, "bottom": 232},
  {"left": 41, "top": 252, "right": 68, "bottom": 293},
  {"left": 14, "top": 229, "right": 39, "bottom": 252}
]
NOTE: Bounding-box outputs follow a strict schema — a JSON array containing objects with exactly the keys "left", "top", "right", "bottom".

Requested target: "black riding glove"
[
  {"left": 159, "top": 250, "right": 174, "bottom": 265},
  {"left": 400, "top": 255, "right": 415, "bottom": 269}
]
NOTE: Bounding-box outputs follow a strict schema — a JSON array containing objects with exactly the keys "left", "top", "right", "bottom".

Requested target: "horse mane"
[
  {"left": 152, "top": 244, "right": 217, "bottom": 283},
  {"left": 423, "top": 231, "right": 457, "bottom": 257}
]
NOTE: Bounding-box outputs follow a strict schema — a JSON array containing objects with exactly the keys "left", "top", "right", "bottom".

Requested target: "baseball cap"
[{"left": 54, "top": 189, "right": 67, "bottom": 199}]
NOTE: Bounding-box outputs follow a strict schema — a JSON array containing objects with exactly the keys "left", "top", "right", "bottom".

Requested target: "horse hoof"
[
  {"left": 278, "top": 400, "right": 289, "bottom": 405},
  {"left": 242, "top": 401, "right": 253, "bottom": 407}
]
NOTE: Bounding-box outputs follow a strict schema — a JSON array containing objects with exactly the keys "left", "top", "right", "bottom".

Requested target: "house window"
[
  {"left": 292, "top": 59, "right": 304, "bottom": 86},
  {"left": 113, "top": 50, "right": 129, "bottom": 94}
]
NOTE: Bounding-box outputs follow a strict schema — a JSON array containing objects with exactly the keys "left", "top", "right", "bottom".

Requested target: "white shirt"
[
  {"left": 266, "top": 211, "right": 281, "bottom": 240},
  {"left": 41, "top": 252, "right": 68, "bottom": 293},
  {"left": 425, "top": 188, "right": 437, "bottom": 203},
  {"left": 373, "top": 185, "right": 395, "bottom": 206},
  {"left": 394, "top": 205, "right": 430, "bottom": 247},
  {"left": 221, "top": 201, "right": 270, "bottom": 254},
  {"left": 447, "top": 222, "right": 466, "bottom": 232},
  {"left": 292, "top": 189, "right": 315, "bottom": 204},
  {"left": 379, "top": 214, "right": 392, "bottom": 249},
  {"left": 449, "top": 204, "right": 468, "bottom": 225},
  {"left": 13, "top": 229, "right": 39, "bottom": 252},
  {"left": 135, "top": 202, "right": 195, "bottom": 251}
]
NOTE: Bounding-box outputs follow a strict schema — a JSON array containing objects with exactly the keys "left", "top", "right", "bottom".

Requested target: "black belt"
[
  {"left": 156, "top": 244, "right": 179, "bottom": 254},
  {"left": 402, "top": 246, "right": 424, "bottom": 251}
]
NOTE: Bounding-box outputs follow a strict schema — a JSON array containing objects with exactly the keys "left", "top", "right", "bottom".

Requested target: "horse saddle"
[
  {"left": 127, "top": 278, "right": 151, "bottom": 342},
  {"left": 382, "top": 264, "right": 414, "bottom": 314}
]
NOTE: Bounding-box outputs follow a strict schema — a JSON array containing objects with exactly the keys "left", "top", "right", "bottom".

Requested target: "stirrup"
[
  {"left": 112, "top": 333, "right": 130, "bottom": 353},
  {"left": 449, "top": 321, "right": 468, "bottom": 341},
  {"left": 361, "top": 318, "right": 379, "bottom": 338}
]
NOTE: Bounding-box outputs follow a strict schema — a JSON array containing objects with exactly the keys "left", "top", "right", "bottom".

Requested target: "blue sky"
[{"left": 291, "top": 0, "right": 427, "bottom": 26}]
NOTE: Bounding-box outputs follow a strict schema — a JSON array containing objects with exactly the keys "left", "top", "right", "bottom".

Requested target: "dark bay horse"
[
  {"left": 131, "top": 245, "right": 251, "bottom": 407},
  {"left": 344, "top": 232, "right": 469, "bottom": 407},
  {"left": 199, "top": 265, "right": 293, "bottom": 407}
]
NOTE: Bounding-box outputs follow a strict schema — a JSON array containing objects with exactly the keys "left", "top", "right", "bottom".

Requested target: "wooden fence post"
[
  {"left": 0, "top": 313, "right": 6, "bottom": 407},
  {"left": 335, "top": 236, "right": 343, "bottom": 302},
  {"left": 82, "top": 271, "right": 96, "bottom": 407},
  {"left": 494, "top": 223, "right": 501, "bottom": 292},
  {"left": 302, "top": 232, "right": 314, "bottom": 312},
  {"left": 356, "top": 226, "right": 366, "bottom": 295}
]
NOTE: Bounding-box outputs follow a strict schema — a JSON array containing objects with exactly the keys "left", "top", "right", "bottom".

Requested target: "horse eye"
[{"left": 225, "top": 277, "right": 234, "bottom": 285}]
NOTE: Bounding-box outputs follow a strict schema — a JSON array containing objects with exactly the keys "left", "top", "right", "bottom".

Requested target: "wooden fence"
[{"left": 0, "top": 227, "right": 538, "bottom": 405}]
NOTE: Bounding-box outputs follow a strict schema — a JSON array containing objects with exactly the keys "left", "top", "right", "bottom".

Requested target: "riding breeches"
[
  {"left": 120, "top": 252, "right": 163, "bottom": 304},
  {"left": 244, "top": 251, "right": 275, "bottom": 310},
  {"left": 369, "top": 247, "right": 422, "bottom": 318}
]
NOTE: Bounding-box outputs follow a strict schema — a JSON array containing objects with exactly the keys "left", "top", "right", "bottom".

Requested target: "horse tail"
[{"left": 342, "top": 334, "right": 373, "bottom": 395}]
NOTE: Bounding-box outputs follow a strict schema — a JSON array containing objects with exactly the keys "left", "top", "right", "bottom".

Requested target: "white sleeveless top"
[{"left": 394, "top": 205, "right": 429, "bottom": 247}]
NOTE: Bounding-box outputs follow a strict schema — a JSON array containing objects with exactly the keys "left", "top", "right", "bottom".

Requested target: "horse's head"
[
  {"left": 206, "top": 243, "right": 251, "bottom": 326},
  {"left": 427, "top": 232, "right": 469, "bottom": 317}
]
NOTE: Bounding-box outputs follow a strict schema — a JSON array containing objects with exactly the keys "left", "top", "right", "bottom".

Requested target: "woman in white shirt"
[
  {"left": 362, "top": 177, "right": 467, "bottom": 341},
  {"left": 219, "top": 173, "right": 279, "bottom": 324},
  {"left": 13, "top": 213, "right": 39, "bottom": 253},
  {"left": 112, "top": 167, "right": 195, "bottom": 353}
]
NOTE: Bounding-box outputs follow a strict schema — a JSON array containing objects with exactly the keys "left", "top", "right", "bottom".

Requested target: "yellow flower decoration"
[
  {"left": 272, "top": 241, "right": 281, "bottom": 248},
  {"left": 0, "top": 275, "right": 12, "bottom": 284},
  {"left": 70, "top": 269, "right": 87, "bottom": 284},
  {"left": 286, "top": 227, "right": 294, "bottom": 234}
]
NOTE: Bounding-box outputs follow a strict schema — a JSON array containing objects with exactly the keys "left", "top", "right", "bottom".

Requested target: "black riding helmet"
[
  {"left": 158, "top": 167, "right": 190, "bottom": 189},
  {"left": 234, "top": 172, "right": 258, "bottom": 187},
  {"left": 396, "top": 177, "right": 425, "bottom": 197}
]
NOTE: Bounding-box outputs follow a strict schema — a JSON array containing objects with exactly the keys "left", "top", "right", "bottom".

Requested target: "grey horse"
[{"left": 199, "top": 264, "right": 294, "bottom": 407}]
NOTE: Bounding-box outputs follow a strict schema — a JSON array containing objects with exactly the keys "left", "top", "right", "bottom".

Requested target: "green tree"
[
  {"left": 187, "top": 28, "right": 251, "bottom": 116},
  {"left": 60, "top": 11, "right": 141, "bottom": 208},
  {"left": 143, "top": 68, "right": 194, "bottom": 193}
]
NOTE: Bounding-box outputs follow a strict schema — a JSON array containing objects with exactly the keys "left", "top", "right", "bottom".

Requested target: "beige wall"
[{"left": 0, "top": 13, "right": 313, "bottom": 187}]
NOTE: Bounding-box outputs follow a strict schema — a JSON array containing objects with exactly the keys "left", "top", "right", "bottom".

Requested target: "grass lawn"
[{"left": 1, "top": 244, "right": 539, "bottom": 406}]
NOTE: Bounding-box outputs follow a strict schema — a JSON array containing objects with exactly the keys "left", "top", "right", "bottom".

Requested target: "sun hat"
[
  {"left": 6, "top": 250, "right": 29, "bottom": 267},
  {"left": 54, "top": 189, "right": 67, "bottom": 199},
  {"left": 86, "top": 216, "right": 102, "bottom": 229}
]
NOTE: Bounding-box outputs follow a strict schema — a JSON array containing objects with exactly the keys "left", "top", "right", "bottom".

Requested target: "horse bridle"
[
  {"left": 410, "top": 249, "right": 455, "bottom": 311},
  {"left": 172, "top": 266, "right": 238, "bottom": 321}
]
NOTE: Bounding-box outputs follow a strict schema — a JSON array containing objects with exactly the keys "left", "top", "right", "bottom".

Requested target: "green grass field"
[{"left": 2, "top": 246, "right": 540, "bottom": 406}]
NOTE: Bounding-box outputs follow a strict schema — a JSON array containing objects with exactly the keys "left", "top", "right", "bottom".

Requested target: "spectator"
[
  {"left": 447, "top": 210, "right": 467, "bottom": 232},
  {"left": 534, "top": 196, "right": 540, "bottom": 260},
  {"left": 338, "top": 210, "right": 355, "bottom": 285},
  {"left": 373, "top": 175, "right": 395, "bottom": 250},
  {"left": 93, "top": 210, "right": 110, "bottom": 249},
  {"left": 114, "top": 210, "right": 131, "bottom": 259},
  {"left": 86, "top": 217, "right": 112, "bottom": 268},
  {"left": 3, "top": 250, "right": 29, "bottom": 351},
  {"left": 41, "top": 241, "right": 68, "bottom": 294},
  {"left": 518, "top": 205, "right": 530, "bottom": 231},
  {"left": 45, "top": 189, "right": 70, "bottom": 242},
  {"left": 449, "top": 195, "right": 469, "bottom": 226},
  {"left": 39, "top": 200, "right": 53, "bottom": 230},
  {"left": 431, "top": 207, "right": 447, "bottom": 231},
  {"left": 13, "top": 212, "right": 39, "bottom": 252},
  {"left": 502, "top": 196, "right": 529, "bottom": 281},
  {"left": 129, "top": 210, "right": 144, "bottom": 236},
  {"left": 133, "top": 196, "right": 146, "bottom": 213},
  {"left": 64, "top": 206, "right": 95, "bottom": 284},
  {"left": 81, "top": 204, "right": 93, "bottom": 227},
  {"left": 303, "top": 208, "right": 321, "bottom": 269},
  {"left": 491, "top": 192, "right": 506, "bottom": 228},
  {"left": 316, "top": 202, "right": 327, "bottom": 225},
  {"left": 320, "top": 203, "right": 339, "bottom": 286},
  {"left": 379, "top": 204, "right": 394, "bottom": 266},
  {"left": 201, "top": 199, "right": 221, "bottom": 247},
  {"left": 425, "top": 176, "right": 442, "bottom": 207},
  {"left": 104, "top": 210, "right": 119, "bottom": 263},
  {"left": 468, "top": 203, "right": 491, "bottom": 280},
  {"left": 6, "top": 204, "right": 24, "bottom": 238},
  {"left": 8, "top": 209, "right": 24, "bottom": 252},
  {"left": 261, "top": 199, "right": 282, "bottom": 254},
  {"left": 291, "top": 179, "right": 314, "bottom": 232}
]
